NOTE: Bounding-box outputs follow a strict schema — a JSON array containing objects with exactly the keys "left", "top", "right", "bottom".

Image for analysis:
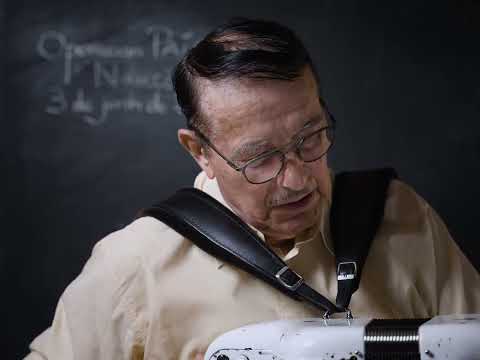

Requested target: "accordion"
[{"left": 205, "top": 314, "right": 480, "bottom": 360}]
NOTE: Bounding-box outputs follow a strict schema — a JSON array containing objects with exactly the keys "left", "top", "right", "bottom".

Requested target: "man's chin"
[{"left": 268, "top": 210, "right": 317, "bottom": 238}]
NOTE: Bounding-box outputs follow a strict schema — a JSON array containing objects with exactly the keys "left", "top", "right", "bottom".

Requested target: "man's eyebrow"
[
  {"left": 230, "top": 140, "right": 270, "bottom": 161},
  {"left": 302, "top": 114, "right": 327, "bottom": 130}
]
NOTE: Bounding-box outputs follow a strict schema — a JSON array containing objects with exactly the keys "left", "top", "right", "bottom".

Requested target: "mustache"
[{"left": 269, "top": 188, "right": 314, "bottom": 207}]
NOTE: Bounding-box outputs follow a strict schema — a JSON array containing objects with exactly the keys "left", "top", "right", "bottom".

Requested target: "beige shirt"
[{"left": 25, "top": 171, "right": 480, "bottom": 360}]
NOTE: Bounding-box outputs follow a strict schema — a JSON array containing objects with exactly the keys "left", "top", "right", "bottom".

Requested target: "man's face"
[{"left": 193, "top": 67, "right": 332, "bottom": 245}]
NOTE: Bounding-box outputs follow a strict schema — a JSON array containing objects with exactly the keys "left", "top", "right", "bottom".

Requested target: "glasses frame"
[{"left": 190, "top": 107, "right": 336, "bottom": 184}]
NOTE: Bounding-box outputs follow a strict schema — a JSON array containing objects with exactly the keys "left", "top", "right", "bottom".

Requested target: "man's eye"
[
  {"left": 242, "top": 149, "right": 272, "bottom": 163},
  {"left": 248, "top": 157, "right": 270, "bottom": 169},
  {"left": 248, "top": 155, "right": 278, "bottom": 169},
  {"left": 302, "top": 132, "right": 323, "bottom": 149}
]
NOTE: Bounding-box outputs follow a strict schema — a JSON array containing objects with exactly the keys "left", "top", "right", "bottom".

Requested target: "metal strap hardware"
[
  {"left": 275, "top": 266, "right": 304, "bottom": 291},
  {"left": 337, "top": 261, "right": 357, "bottom": 281},
  {"left": 322, "top": 308, "right": 354, "bottom": 321},
  {"left": 346, "top": 308, "right": 353, "bottom": 319}
]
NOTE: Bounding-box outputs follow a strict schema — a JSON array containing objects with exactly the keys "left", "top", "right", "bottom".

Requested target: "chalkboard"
[
  {"left": 1, "top": 4, "right": 7, "bottom": 352},
  {"left": 5, "top": 1, "right": 480, "bottom": 358}
]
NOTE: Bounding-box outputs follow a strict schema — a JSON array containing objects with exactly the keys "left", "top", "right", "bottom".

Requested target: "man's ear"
[{"left": 178, "top": 128, "right": 215, "bottom": 179}]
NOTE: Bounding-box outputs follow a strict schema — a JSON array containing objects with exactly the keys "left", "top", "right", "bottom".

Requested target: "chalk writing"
[{"left": 37, "top": 25, "right": 199, "bottom": 126}]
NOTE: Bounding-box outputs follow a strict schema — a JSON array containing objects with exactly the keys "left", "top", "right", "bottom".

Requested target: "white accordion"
[{"left": 205, "top": 314, "right": 480, "bottom": 360}]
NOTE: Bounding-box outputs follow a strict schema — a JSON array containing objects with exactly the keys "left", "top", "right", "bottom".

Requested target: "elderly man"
[{"left": 25, "top": 18, "right": 479, "bottom": 360}]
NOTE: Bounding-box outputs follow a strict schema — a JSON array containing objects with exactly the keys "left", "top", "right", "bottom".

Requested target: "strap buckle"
[
  {"left": 337, "top": 261, "right": 357, "bottom": 281},
  {"left": 275, "top": 266, "right": 304, "bottom": 291}
]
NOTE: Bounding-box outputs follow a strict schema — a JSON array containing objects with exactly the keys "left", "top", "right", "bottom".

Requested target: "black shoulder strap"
[
  {"left": 139, "top": 188, "right": 341, "bottom": 315},
  {"left": 331, "top": 167, "right": 397, "bottom": 310}
]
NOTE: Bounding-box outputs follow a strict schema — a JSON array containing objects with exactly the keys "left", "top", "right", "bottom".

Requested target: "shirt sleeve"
[
  {"left": 426, "top": 204, "right": 480, "bottom": 314},
  {"left": 23, "top": 238, "right": 145, "bottom": 360}
]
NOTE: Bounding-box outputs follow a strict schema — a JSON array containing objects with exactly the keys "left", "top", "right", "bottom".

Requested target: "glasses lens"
[
  {"left": 299, "top": 127, "right": 334, "bottom": 162},
  {"left": 244, "top": 152, "right": 283, "bottom": 184}
]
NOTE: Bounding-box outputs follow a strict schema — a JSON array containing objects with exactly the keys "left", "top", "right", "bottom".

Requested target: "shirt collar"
[{"left": 193, "top": 170, "right": 334, "bottom": 261}]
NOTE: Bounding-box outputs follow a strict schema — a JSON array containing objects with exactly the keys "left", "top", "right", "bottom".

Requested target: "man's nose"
[{"left": 278, "top": 151, "right": 309, "bottom": 191}]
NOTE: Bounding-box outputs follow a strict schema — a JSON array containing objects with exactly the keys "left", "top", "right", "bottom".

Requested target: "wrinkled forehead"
[{"left": 196, "top": 67, "right": 322, "bottom": 145}]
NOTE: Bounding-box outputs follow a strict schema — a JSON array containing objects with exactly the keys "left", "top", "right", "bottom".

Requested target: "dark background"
[{"left": 3, "top": 0, "right": 479, "bottom": 358}]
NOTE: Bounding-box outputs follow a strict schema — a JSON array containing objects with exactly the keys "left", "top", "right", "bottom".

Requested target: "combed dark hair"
[{"left": 172, "top": 17, "right": 321, "bottom": 135}]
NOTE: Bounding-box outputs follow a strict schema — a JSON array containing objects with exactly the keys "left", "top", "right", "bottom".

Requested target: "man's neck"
[{"left": 265, "top": 237, "right": 295, "bottom": 256}]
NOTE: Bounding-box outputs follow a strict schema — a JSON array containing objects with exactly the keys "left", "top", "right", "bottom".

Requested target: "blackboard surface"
[{"left": 4, "top": 1, "right": 479, "bottom": 358}]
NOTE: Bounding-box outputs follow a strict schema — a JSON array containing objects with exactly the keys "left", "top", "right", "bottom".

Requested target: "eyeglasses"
[{"left": 191, "top": 111, "right": 335, "bottom": 184}]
